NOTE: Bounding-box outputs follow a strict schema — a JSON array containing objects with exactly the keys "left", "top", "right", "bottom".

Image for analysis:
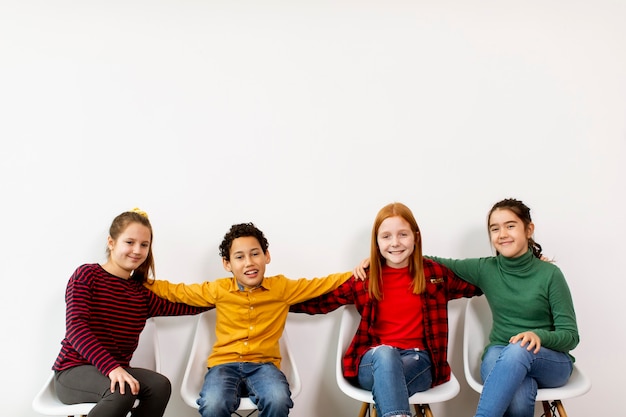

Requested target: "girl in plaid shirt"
[{"left": 291, "top": 202, "right": 481, "bottom": 417}]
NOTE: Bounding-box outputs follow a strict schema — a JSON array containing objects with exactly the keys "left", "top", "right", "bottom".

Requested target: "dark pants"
[{"left": 54, "top": 365, "right": 171, "bottom": 417}]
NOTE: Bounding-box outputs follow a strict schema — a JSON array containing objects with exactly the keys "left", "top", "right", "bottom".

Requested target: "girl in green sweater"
[{"left": 430, "top": 198, "right": 579, "bottom": 417}]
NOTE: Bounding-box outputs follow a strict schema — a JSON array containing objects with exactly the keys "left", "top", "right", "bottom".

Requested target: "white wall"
[{"left": 1, "top": 1, "right": 624, "bottom": 416}]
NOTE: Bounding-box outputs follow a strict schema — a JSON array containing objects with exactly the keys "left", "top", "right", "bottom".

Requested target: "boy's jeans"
[
  {"left": 357, "top": 345, "right": 432, "bottom": 417},
  {"left": 198, "top": 362, "right": 293, "bottom": 417},
  {"left": 477, "top": 343, "right": 573, "bottom": 417}
]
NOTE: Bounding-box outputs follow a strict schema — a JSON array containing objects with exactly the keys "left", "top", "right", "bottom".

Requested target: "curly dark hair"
[{"left": 219, "top": 223, "right": 269, "bottom": 261}]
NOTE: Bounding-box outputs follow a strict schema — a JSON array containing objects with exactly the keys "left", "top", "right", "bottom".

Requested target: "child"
[
  {"left": 52, "top": 209, "right": 209, "bottom": 417},
  {"left": 145, "top": 222, "right": 353, "bottom": 417},
  {"left": 429, "top": 198, "right": 579, "bottom": 417},
  {"left": 291, "top": 202, "right": 481, "bottom": 417}
]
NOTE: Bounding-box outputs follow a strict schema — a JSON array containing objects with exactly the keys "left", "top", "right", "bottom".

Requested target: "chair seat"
[
  {"left": 32, "top": 318, "right": 160, "bottom": 417},
  {"left": 180, "top": 310, "right": 301, "bottom": 415},
  {"left": 463, "top": 296, "right": 591, "bottom": 416},
  {"left": 336, "top": 305, "right": 460, "bottom": 417}
]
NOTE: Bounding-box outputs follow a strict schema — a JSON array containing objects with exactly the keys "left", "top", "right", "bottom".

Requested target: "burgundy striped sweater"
[{"left": 53, "top": 263, "right": 208, "bottom": 376}]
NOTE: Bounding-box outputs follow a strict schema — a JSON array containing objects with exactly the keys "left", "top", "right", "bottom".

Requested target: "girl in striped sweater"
[{"left": 52, "top": 209, "right": 208, "bottom": 417}]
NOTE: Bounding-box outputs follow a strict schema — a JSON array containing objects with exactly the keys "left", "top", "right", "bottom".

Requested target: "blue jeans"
[
  {"left": 357, "top": 345, "right": 432, "bottom": 417},
  {"left": 197, "top": 362, "right": 293, "bottom": 417},
  {"left": 476, "top": 343, "right": 573, "bottom": 417}
]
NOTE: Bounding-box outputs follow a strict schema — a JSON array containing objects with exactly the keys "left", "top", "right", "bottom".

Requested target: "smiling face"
[
  {"left": 488, "top": 208, "right": 534, "bottom": 258},
  {"left": 105, "top": 222, "right": 151, "bottom": 279},
  {"left": 222, "top": 236, "right": 271, "bottom": 289},
  {"left": 376, "top": 215, "right": 416, "bottom": 268}
]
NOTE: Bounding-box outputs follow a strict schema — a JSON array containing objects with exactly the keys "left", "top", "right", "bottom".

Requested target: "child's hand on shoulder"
[{"left": 353, "top": 258, "right": 370, "bottom": 280}]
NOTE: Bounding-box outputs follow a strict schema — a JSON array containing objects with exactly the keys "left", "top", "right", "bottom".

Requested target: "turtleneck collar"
[{"left": 496, "top": 247, "right": 536, "bottom": 275}]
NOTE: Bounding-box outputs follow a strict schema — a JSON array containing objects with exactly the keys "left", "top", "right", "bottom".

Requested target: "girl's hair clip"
[{"left": 130, "top": 207, "right": 149, "bottom": 219}]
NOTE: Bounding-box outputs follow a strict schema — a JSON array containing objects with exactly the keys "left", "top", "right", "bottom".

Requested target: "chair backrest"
[
  {"left": 180, "top": 310, "right": 301, "bottom": 411},
  {"left": 32, "top": 317, "right": 160, "bottom": 416},
  {"left": 335, "top": 305, "right": 376, "bottom": 403},
  {"left": 336, "top": 304, "right": 461, "bottom": 407},
  {"left": 463, "top": 296, "right": 491, "bottom": 393},
  {"left": 131, "top": 317, "right": 161, "bottom": 371},
  {"left": 463, "top": 296, "right": 592, "bottom": 403},
  {"left": 337, "top": 305, "right": 360, "bottom": 366}
]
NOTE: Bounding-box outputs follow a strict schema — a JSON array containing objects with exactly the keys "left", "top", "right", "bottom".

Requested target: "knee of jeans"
[
  {"left": 371, "top": 345, "right": 399, "bottom": 363},
  {"left": 502, "top": 342, "right": 535, "bottom": 363},
  {"left": 255, "top": 384, "right": 293, "bottom": 410},
  {"left": 198, "top": 388, "right": 232, "bottom": 413}
]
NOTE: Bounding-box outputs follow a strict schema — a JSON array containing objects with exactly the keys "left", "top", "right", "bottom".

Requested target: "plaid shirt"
[{"left": 290, "top": 259, "right": 482, "bottom": 387}]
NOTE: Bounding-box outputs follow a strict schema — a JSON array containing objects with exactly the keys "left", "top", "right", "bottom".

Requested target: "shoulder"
[
  {"left": 531, "top": 256, "right": 563, "bottom": 274},
  {"left": 423, "top": 258, "right": 455, "bottom": 278},
  {"left": 533, "top": 258, "right": 566, "bottom": 283},
  {"left": 70, "top": 263, "right": 105, "bottom": 283}
]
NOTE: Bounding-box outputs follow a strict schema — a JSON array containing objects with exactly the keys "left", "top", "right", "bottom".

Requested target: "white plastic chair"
[
  {"left": 32, "top": 317, "right": 161, "bottom": 417},
  {"left": 336, "top": 305, "right": 460, "bottom": 417},
  {"left": 463, "top": 296, "right": 591, "bottom": 417},
  {"left": 180, "top": 310, "right": 302, "bottom": 417}
]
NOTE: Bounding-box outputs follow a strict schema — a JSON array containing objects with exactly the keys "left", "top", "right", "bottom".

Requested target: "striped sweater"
[{"left": 53, "top": 263, "right": 208, "bottom": 376}]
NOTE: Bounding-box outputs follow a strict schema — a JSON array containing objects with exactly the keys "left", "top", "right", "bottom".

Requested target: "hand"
[
  {"left": 353, "top": 257, "right": 370, "bottom": 280},
  {"left": 509, "top": 331, "right": 541, "bottom": 354},
  {"left": 108, "top": 366, "right": 140, "bottom": 395}
]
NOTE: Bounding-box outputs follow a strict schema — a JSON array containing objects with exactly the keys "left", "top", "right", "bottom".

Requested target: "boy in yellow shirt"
[{"left": 146, "top": 222, "right": 352, "bottom": 417}]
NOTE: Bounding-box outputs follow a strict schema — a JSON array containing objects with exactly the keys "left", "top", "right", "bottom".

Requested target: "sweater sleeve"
[
  {"left": 533, "top": 268, "right": 579, "bottom": 352},
  {"left": 427, "top": 255, "right": 484, "bottom": 287},
  {"left": 64, "top": 275, "right": 120, "bottom": 376}
]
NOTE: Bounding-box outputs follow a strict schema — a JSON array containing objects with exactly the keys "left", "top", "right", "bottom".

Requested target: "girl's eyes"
[
  {"left": 490, "top": 224, "right": 517, "bottom": 232},
  {"left": 380, "top": 233, "right": 410, "bottom": 239}
]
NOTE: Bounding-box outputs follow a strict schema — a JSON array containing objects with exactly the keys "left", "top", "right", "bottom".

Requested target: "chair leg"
[
  {"left": 358, "top": 402, "right": 370, "bottom": 417},
  {"left": 542, "top": 401, "right": 553, "bottom": 417},
  {"left": 541, "top": 400, "right": 567, "bottom": 417},
  {"left": 554, "top": 400, "right": 567, "bottom": 417},
  {"left": 413, "top": 404, "right": 433, "bottom": 417}
]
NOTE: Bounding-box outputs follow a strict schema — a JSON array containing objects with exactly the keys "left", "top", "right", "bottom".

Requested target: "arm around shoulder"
[{"left": 144, "top": 279, "right": 216, "bottom": 307}]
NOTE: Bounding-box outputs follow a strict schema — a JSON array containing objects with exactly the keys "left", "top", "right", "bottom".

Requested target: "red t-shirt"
[{"left": 373, "top": 265, "right": 426, "bottom": 350}]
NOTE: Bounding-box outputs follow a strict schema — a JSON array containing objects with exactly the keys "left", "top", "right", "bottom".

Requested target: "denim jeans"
[
  {"left": 357, "top": 345, "right": 432, "bottom": 417},
  {"left": 197, "top": 362, "right": 293, "bottom": 417},
  {"left": 476, "top": 343, "right": 573, "bottom": 417}
]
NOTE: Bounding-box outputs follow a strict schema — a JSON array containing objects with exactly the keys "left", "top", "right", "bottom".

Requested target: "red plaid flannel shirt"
[{"left": 290, "top": 259, "right": 481, "bottom": 387}]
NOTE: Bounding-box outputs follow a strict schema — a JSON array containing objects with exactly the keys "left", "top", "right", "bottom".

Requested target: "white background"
[{"left": 1, "top": 1, "right": 624, "bottom": 416}]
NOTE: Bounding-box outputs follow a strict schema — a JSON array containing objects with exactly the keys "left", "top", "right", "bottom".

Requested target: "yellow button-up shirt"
[{"left": 147, "top": 271, "right": 352, "bottom": 368}]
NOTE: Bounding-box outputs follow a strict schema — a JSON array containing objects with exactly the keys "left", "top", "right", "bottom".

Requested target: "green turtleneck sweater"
[{"left": 430, "top": 249, "right": 579, "bottom": 356}]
